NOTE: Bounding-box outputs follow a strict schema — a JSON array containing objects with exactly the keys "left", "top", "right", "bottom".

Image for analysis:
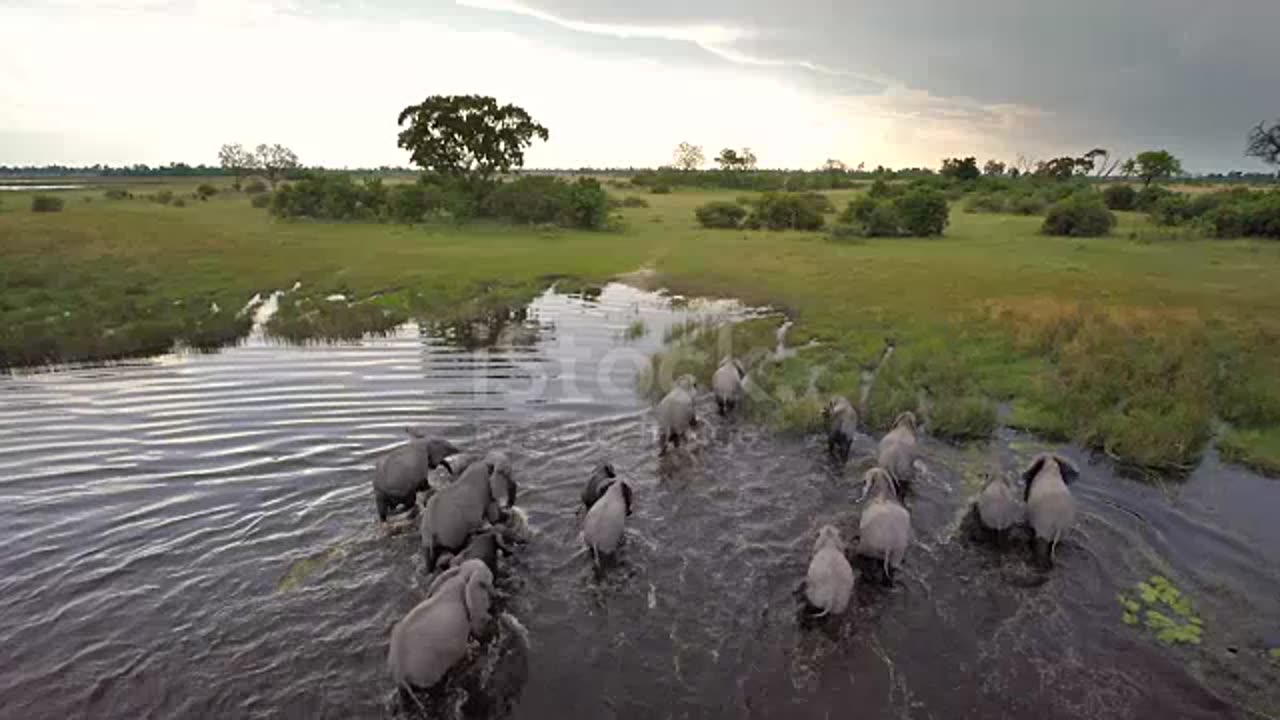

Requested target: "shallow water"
[{"left": 0, "top": 283, "right": 1276, "bottom": 720}]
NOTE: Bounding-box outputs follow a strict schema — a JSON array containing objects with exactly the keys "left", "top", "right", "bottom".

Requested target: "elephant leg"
[
  {"left": 717, "top": 399, "right": 727, "bottom": 416},
  {"left": 375, "top": 492, "right": 391, "bottom": 522},
  {"left": 670, "top": 431, "right": 681, "bottom": 449}
]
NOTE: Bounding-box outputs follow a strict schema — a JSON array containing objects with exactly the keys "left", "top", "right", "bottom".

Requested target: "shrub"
[
  {"left": 1202, "top": 204, "right": 1245, "bottom": 238},
  {"left": 561, "top": 178, "right": 610, "bottom": 229},
  {"left": 151, "top": 190, "right": 174, "bottom": 205},
  {"left": 483, "top": 176, "right": 568, "bottom": 225},
  {"left": 863, "top": 202, "right": 901, "bottom": 237},
  {"left": 694, "top": 200, "right": 748, "bottom": 229},
  {"left": 963, "top": 193, "right": 1006, "bottom": 213},
  {"left": 839, "top": 195, "right": 878, "bottom": 225},
  {"left": 172, "top": 197, "right": 186, "bottom": 208},
  {"left": 799, "top": 191, "right": 835, "bottom": 214},
  {"left": 1042, "top": 195, "right": 1116, "bottom": 236},
  {"left": 1240, "top": 193, "right": 1280, "bottom": 238},
  {"left": 618, "top": 196, "right": 649, "bottom": 208},
  {"left": 1009, "top": 193, "right": 1048, "bottom": 215},
  {"left": 196, "top": 183, "right": 218, "bottom": 199},
  {"left": 31, "top": 195, "right": 64, "bottom": 213},
  {"left": 828, "top": 223, "right": 862, "bottom": 242},
  {"left": 867, "top": 178, "right": 898, "bottom": 198},
  {"left": 1151, "top": 194, "right": 1192, "bottom": 226},
  {"left": 1102, "top": 184, "right": 1137, "bottom": 211},
  {"left": 251, "top": 193, "right": 272, "bottom": 208},
  {"left": 103, "top": 188, "right": 129, "bottom": 200},
  {"left": 244, "top": 179, "right": 268, "bottom": 195},
  {"left": 651, "top": 184, "right": 672, "bottom": 195},
  {"left": 746, "top": 192, "right": 825, "bottom": 231},
  {"left": 1134, "top": 185, "right": 1174, "bottom": 211},
  {"left": 893, "top": 188, "right": 949, "bottom": 236}
]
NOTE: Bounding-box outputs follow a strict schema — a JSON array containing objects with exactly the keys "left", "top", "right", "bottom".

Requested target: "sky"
[{"left": 2, "top": 0, "right": 1277, "bottom": 172}]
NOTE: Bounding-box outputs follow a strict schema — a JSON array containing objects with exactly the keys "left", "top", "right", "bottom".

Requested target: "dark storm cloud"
[{"left": 481, "top": 0, "right": 1280, "bottom": 170}]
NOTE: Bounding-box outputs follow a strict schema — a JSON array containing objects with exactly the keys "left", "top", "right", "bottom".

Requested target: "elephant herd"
[{"left": 371, "top": 354, "right": 1083, "bottom": 701}]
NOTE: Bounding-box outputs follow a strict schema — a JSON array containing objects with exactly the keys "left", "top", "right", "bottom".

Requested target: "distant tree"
[
  {"left": 855, "top": 162, "right": 866, "bottom": 172},
  {"left": 982, "top": 160, "right": 1006, "bottom": 177},
  {"left": 715, "top": 148, "right": 742, "bottom": 171},
  {"left": 739, "top": 147, "right": 757, "bottom": 170},
  {"left": 1036, "top": 156, "right": 1081, "bottom": 181},
  {"left": 822, "top": 159, "right": 847, "bottom": 173},
  {"left": 940, "top": 157, "right": 980, "bottom": 182},
  {"left": 1130, "top": 150, "right": 1183, "bottom": 187},
  {"left": 396, "top": 95, "right": 549, "bottom": 179},
  {"left": 218, "top": 143, "right": 255, "bottom": 189},
  {"left": 1119, "top": 158, "right": 1136, "bottom": 178},
  {"left": 1009, "top": 167, "right": 1021, "bottom": 179},
  {"left": 1246, "top": 119, "right": 1280, "bottom": 175},
  {"left": 254, "top": 144, "right": 300, "bottom": 186},
  {"left": 1081, "top": 148, "right": 1122, "bottom": 178},
  {"left": 673, "top": 142, "right": 705, "bottom": 172}
]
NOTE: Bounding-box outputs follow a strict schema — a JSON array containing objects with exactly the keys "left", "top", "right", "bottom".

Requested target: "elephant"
[
  {"left": 877, "top": 411, "right": 919, "bottom": 490},
  {"left": 444, "top": 452, "right": 479, "bottom": 480},
  {"left": 435, "top": 527, "right": 510, "bottom": 575},
  {"left": 388, "top": 559, "right": 494, "bottom": 691},
  {"left": 580, "top": 462, "right": 617, "bottom": 510},
  {"left": 372, "top": 429, "right": 459, "bottom": 521},
  {"left": 805, "top": 525, "right": 855, "bottom": 616},
  {"left": 823, "top": 396, "right": 858, "bottom": 464},
  {"left": 856, "top": 467, "right": 912, "bottom": 583},
  {"left": 976, "top": 473, "right": 1025, "bottom": 536},
  {"left": 711, "top": 356, "right": 746, "bottom": 416},
  {"left": 584, "top": 479, "right": 633, "bottom": 566},
  {"left": 656, "top": 374, "right": 699, "bottom": 455},
  {"left": 420, "top": 451, "right": 518, "bottom": 568},
  {"left": 1022, "top": 453, "right": 1079, "bottom": 565}
]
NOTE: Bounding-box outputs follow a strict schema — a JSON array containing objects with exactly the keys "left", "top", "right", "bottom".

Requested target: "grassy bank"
[{"left": 3, "top": 180, "right": 1279, "bottom": 475}]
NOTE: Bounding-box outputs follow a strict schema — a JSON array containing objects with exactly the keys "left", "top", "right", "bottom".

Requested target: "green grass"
[
  {"left": 4, "top": 180, "right": 1280, "bottom": 475},
  {"left": 622, "top": 318, "right": 648, "bottom": 341},
  {"left": 1117, "top": 575, "right": 1204, "bottom": 646}
]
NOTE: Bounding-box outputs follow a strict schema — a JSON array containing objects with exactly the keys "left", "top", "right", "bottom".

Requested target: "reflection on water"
[{"left": 0, "top": 283, "right": 1276, "bottom": 720}]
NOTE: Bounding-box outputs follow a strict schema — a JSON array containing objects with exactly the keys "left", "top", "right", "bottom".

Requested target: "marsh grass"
[
  {"left": 622, "top": 319, "right": 648, "bottom": 341},
  {"left": 1117, "top": 575, "right": 1204, "bottom": 646}
]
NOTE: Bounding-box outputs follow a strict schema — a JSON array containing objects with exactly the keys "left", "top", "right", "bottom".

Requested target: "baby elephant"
[
  {"left": 823, "top": 396, "right": 858, "bottom": 464},
  {"left": 805, "top": 525, "right": 855, "bottom": 616},
  {"left": 373, "top": 429, "right": 459, "bottom": 521},
  {"left": 976, "top": 473, "right": 1024, "bottom": 539},
  {"left": 584, "top": 478, "right": 633, "bottom": 567},
  {"left": 436, "top": 527, "right": 510, "bottom": 575},
  {"left": 711, "top": 356, "right": 746, "bottom": 416},
  {"left": 877, "top": 411, "right": 919, "bottom": 490},
  {"left": 388, "top": 559, "right": 494, "bottom": 691},
  {"left": 580, "top": 462, "right": 617, "bottom": 510},
  {"left": 656, "top": 375, "right": 699, "bottom": 455},
  {"left": 857, "top": 468, "right": 911, "bottom": 583},
  {"left": 1023, "top": 453, "right": 1079, "bottom": 566},
  {"left": 420, "top": 452, "right": 518, "bottom": 568}
]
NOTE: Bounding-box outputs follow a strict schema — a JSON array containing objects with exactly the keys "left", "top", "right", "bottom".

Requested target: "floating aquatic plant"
[{"left": 1117, "top": 574, "right": 1203, "bottom": 646}]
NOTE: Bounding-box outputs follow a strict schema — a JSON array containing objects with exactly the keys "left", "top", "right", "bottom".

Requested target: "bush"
[
  {"left": 651, "top": 184, "right": 671, "bottom": 195},
  {"left": 251, "top": 193, "right": 272, "bottom": 209},
  {"left": 1202, "top": 204, "right": 1245, "bottom": 238},
  {"left": 695, "top": 201, "right": 748, "bottom": 229},
  {"left": 1151, "top": 194, "right": 1192, "bottom": 226},
  {"left": 963, "top": 193, "right": 1006, "bottom": 213},
  {"left": 893, "top": 188, "right": 949, "bottom": 236},
  {"left": 196, "top": 183, "right": 218, "bottom": 199},
  {"left": 863, "top": 202, "right": 901, "bottom": 237},
  {"left": 799, "top": 191, "right": 835, "bottom": 214},
  {"left": 839, "top": 195, "right": 878, "bottom": 225},
  {"left": 867, "top": 178, "right": 898, "bottom": 198},
  {"left": 103, "top": 188, "right": 130, "bottom": 200},
  {"left": 172, "top": 197, "right": 186, "bottom": 208},
  {"left": 618, "top": 196, "right": 649, "bottom": 208},
  {"left": 828, "top": 222, "right": 863, "bottom": 242},
  {"left": 151, "top": 190, "right": 174, "bottom": 205},
  {"left": 745, "top": 192, "right": 825, "bottom": 231},
  {"left": 1134, "top": 185, "right": 1174, "bottom": 211},
  {"left": 1042, "top": 195, "right": 1116, "bottom": 236},
  {"left": 31, "top": 195, "right": 64, "bottom": 213},
  {"left": 562, "top": 178, "right": 610, "bottom": 229},
  {"left": 1102, "top": 184, "right": 1137, "bottom": 211},
  {"left": 1008, "top": 193, "right": 1048, "bottom": 215},
  {"left": 1240, "top": 193, "right": 1280, "bottom": 238},
  {"left": 244, "top": 179, "right": 268, "bottom": 195}
]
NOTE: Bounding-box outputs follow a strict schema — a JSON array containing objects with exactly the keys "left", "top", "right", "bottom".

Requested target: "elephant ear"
[
  {"left": 426, "top": 564, "right": 464, "bottom": 598},
  {"left": 1021, "top": 454, "right": 1050, "bottom": 501},
  {"left": 603, "top": 462, "right": 617, "bottom": 479},
  {"left": 733, "top": 360, "right": 746, "bottom": 379},
  {"left": 1054, "top": 455, "right": 1080, "bottom": 485},
  {"left": 621, "top": 481, "right": 634, "bottom": 516},
  {"left": 426, "top": 438, "right": 460, "bottom": 468},
  {"left": 489, "top": 465, "right": 516, "bottom": 508},
  {"left": 463, "top": 565, "right": 494, "bottom": 636}
]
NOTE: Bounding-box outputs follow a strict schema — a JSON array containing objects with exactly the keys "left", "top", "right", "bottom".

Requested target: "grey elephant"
[
  {"left": 857, "top": 467, "right": 912, "bottom": 582},
  {"left": 805, "top": 525, "right": 855, "bottom": 616},
  {"left": 420, "top": 451, "right": 518, "bottom": 568},
  {"left": 656, "top": 374, "right": 699, "bottom": 455},
  {"left": 580, "top": 462, "right": 617, "bottom": 510},
  {"left": 388, "top": 559, "right": 494, "bottom": 691},
  {"left": 711, "top": 356, "right": 746, "bottom": 416},
  {"left": 976, "top": 473, "right": 1024, "bottom": 537},
  {"left": 877, "top": 411, "right": 919, "bottom": 489},
  {"left": 435, "top": 527, "right": 510, "bottom": 575},
  {"left": 372, "top": 429, "right": 459, "bottom": 521},
  {"left": 823, "top": 396, "right": 858, "bottom": 464},
  {"left": 584, "top": 478, "right": 633, "bottom": 566},
  {"left": 1022, "top": 453, "right": 1078, "bottom": 565}
]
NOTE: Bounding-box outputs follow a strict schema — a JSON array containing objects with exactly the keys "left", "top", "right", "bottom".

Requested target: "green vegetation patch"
[{"left": 1117, "top": 575, "right": 1204, "bottom": 645}]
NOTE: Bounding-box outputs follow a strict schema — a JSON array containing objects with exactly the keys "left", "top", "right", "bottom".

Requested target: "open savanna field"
[{"left": 3, "top": 179, "right": 1279, "bottom": 475}]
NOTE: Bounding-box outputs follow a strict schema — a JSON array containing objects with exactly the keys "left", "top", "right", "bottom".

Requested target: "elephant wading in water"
[
  {"left": 583, "top": 478, "right": 634, "bottom": 567},
  {"left": 877, "top": 411, "right": 919, "bottom": 491},
  {"left": 420, "top": 452, "right": 517, "bottom": 568},
  {"left": 823, "top": 396, "right": 859, "bottom": 465},
  {"left": 656, "top": 375, "right": 699, "bottom": 455},
  {"left": 711, "top": 356, "right": 746, "bottom": 416},
  {"left": 805, "top": 524, "right": 855, "bottom": 616},
  {"left": 372, "top": 429, "right": 459, "bottom": 521},
  {"left": 976, "top": 473, "right": 1025, "bottom": 542},
  {"left": 857, "top": 467, "right": 912, "bottom": 583},
  {"left": 388, "top": 559, "right": 494, "bottom": 693},
  {"left": 1022, "top": 453, "right": 1079, "bottom": 566}
]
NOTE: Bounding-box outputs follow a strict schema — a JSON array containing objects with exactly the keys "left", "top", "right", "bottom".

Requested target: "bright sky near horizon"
[{"left": 2, "top": 0, "right": 1277, "bottom": 172}]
